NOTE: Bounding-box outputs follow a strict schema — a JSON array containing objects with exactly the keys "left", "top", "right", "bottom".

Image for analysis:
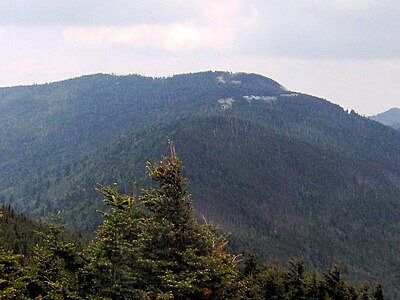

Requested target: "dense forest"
[
  {"left": 1, "top": 71, "right": 400, "bottom": 297},
  {"left": 0, "top": 145, "right": 385, "bottom": 299}
]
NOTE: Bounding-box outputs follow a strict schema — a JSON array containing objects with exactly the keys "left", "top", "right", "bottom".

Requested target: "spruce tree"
[
  {"left": 139, "top": 141, "right": 238, "bottom": 299},
  {"left": 284, "top": 259, "right": 307, "bottom": 299},
  {"left": 28, "top": 217, "right": 83, "bottom": 299},
  {"left": 319, "top": 264, "right": 357, "bottom": 299},
  {"left": 80, "top": 186, "right": 150, "bottom": 299},
  {"left": 374, "top": 283, "right": 384, "bottom": 300},
  {"left": 0, "top": 247, "right": 28, "bottom": 300},
  {"left": 0, "top": 208, "right": 28, "bottom": 299}
]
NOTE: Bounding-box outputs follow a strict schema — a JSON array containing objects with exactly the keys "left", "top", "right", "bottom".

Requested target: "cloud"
[
  {"left": 227, "top": 0, "right": 400, "bottom": 59},
  {"left": 298, "top": 0, "right": 378, "bottom": 11},
  {"left": 8, "top": 58, "right": 39, "bottom": 75},
  {"left": 63, "top": 22, "right": 232, "bottom": 52},
  {"left": 59, "top": 0, "right": 257, "bottom": 54},
  {"left": 0, "top": 27, "right": 8, "bottom": 39},
  {"left": 7, "top": 0, "right": 400, "bottom": 59},
  {"left": 0, "top": 0, "right": 199, "bottom": 26}
]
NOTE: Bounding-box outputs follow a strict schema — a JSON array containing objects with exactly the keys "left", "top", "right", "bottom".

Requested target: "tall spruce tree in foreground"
[
  {"left": 82, "top": 141, "right": 238, "bottom": 299},
  {"left": 139, "top": 141, "right": 238, "bottom": 299}
]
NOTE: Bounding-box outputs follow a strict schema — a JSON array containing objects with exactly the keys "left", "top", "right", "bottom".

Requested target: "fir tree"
[
  {"left": 28, "top": 216, "right": 83, "bottom": 299},
  {"left": 374, "top": 283, "right": 384, "bottom": 300},
  {"left": 284, "top": 259, "right": 307, "bottom": 299},
  {"left": 320, "top": 264, "right": 357, "bottom": 299},
  {"left": 0, "top": 247, "right": 27, "bottom": 300},
  {"left": 80, "top": 185, "right": 150, "bottom": 299},
  {"left": 139, "top": 141, "right": 238, "bottom": 299}
]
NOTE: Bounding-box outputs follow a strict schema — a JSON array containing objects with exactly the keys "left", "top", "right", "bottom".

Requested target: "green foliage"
[
  {"left": 138, "top": 142, "right": 238, "bottom": 299},
  {"left": 28, "top": 216, "right": 83, "bottom": 299},
  {"left": 80, "top": 144, "right": 237, "bottom": 299},
  {"left": 320, "top": 265, "right": 357, "bottom": 299},
  {"left": 80, "top": 186, "right": 150, "bottom": 299},
  {"left": 0, "top": 204, "right": 43, "bottom": 259},
  {"left": 239, "top": 259, "right": 382, "bottom": 300},
  {"left": 374, "top": 284, "right": 385, "bottom": 300},
  {"left": 0, "top": 248, "right": 28, "bottom": 299}
]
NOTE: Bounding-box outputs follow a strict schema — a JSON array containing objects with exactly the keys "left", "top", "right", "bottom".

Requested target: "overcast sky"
[{"left": 1, "top": 0, "right": 399, "bottom": 115}]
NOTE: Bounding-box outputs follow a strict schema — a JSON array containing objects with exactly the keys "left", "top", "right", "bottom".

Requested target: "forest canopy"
[{"left": 0, "top": 142, "right": 385, "bottom": 299}]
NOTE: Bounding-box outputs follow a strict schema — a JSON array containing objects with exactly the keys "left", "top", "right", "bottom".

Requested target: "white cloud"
[
  {"left": 63, "top": 22, "right": 232, "bottom": 52},
  {"left": 0, "top": 27, "right": 8, "bottom": 39},
  {"left": 301, "top": 0, "right": 378, "bottom": 11},
  {"left": 0, "top": 0, "right": 201, "bottom": 26},
  {"left": 60, "top": 0, "right": 256, "bottom": 53},
  {"left": 8, "top": 58, "right": 39, "bottom": 74}
]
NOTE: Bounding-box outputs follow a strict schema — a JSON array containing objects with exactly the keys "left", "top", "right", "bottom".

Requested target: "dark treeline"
[{"left": 0, "top": 145, "right": 385, "bottom": 299}]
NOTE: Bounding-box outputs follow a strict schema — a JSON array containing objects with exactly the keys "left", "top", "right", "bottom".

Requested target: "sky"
[{"left": 0, "top": 0, "right": 399, "bottom": 115}]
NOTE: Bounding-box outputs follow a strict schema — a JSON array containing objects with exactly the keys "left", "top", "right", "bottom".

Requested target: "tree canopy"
[{"left": 0, "top": 143, "right": 385, "bottom": 299}]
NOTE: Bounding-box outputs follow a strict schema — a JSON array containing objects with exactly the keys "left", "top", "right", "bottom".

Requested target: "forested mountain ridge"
[
  {"left": 0, "top": 71, "right": 286, "bottom": 218},
  {"left": 370, "top": 107, "right": 400, "bottom": 129},
  {"left": 1, "top": 71, "right": 400, "bottom": 297}
]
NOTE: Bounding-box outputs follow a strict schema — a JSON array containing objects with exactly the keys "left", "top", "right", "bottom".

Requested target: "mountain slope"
[
  {"left": 54, "top": 98, "right": 400, "bottom": 293},
  {"left": 1, "top": 71, "right": 400, "bottom": 296},
  {"left": 370, "top": 107, "right": 400, "bottom": 129}
]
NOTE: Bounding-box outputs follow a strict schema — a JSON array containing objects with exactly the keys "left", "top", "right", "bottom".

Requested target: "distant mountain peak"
[{"left": 370, "top": 107, "right": 400, "bottom": 129}]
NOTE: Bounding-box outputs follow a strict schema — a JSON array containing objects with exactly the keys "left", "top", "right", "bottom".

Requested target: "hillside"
[
  {"left": 1, "top": 71, "right": 400, "bottom": 296},
  {"left": 370, "top": 107, "right": 400, "bottom": 129}
]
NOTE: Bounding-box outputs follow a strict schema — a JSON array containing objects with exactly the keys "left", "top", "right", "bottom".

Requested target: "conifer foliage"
[
  {"left": 0, "top": 143, "right": 386, "bottom": 299},
  {"left": 81, "top": 186, "right": 151, "bottom": 299},
  {"left": 138, "top": 141, "right": 238, "bottom": 299},
  {"left": 0, "top": 248, "right": 27, "bottom": 299},
  {"left": 5, "top": 141, "right": 237, "bottom": 299}
]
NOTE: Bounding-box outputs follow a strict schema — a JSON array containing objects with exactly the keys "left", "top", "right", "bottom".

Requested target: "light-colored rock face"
[
  {"left": 280, "top": 93, "right": 298, "bottom": 98},
  {"left": 216, "top": 75, "right": 226, "bottom": 84},
  {"left": 243, "top": 95, "right": 277, "bottom": 104},
  {"left": 215, "top": 74, "right": 241, "bottom": 85},
  {"left": 217, "top": 98, "right": 235, "bottom": 110}
]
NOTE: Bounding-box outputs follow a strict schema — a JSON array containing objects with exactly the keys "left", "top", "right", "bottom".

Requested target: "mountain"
[
  {"left": 1, "top": 71, "right": 400, "bottom": 296},
  {"left": 370, "top": 107, "right": 400, "bottom": 129}
]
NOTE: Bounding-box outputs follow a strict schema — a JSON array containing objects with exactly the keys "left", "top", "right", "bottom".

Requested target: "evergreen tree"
[
  {"left": 28, "top": 216, "right": 83, "bottom": 299},
  {"left": 319, "top": 264, "right": 358, "bottom": 299},
  {"left": 241, "top": 251, "right": 261, "bottom": 277},
  {"left": 284, "top": 259, "right": 307, "bottom": 299},
  {"left": 139, "top": 141, "right": 238, "bottom": 299},
  {"left": 80, "top": 185, "right": 150, "bottom": 299},
  {"left": 374, "top": 284, "right": 384, "bottom": 300},
  {"left": 0, "top": 247, "right": 27, "bottom": 300},
  {"left": 359, "top": 285, "right": 370, "bottom": 300}
]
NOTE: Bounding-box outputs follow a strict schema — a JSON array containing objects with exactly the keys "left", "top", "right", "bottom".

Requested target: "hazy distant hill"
[
  {"left": 1, "top": 71, "right": 400, "bottom": 296},
  {"left": 370, "top": 107, "right": 400, "bottom": 129}
]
